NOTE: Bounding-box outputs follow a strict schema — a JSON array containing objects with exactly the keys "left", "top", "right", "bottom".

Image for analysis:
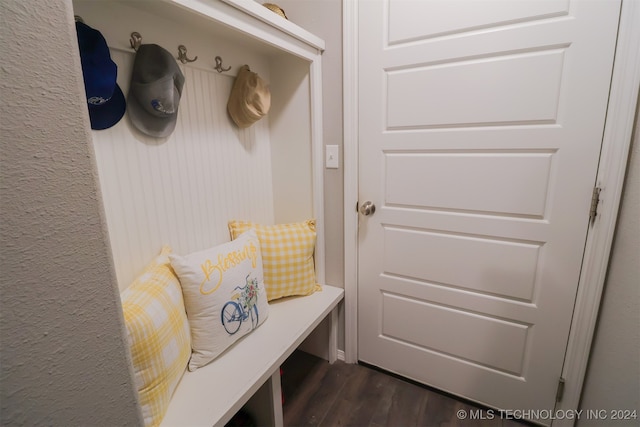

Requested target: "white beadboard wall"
[
  {"left": 94, "top": 49, "right": 275, "bottom": 290},
  {"left": 74, "top": 0, "right": 321, "bottom": 291}
]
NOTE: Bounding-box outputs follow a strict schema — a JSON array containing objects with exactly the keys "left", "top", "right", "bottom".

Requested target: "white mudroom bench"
[
  {"left": 70, "top": 0, "right": 335, "bottom": 424},
  {"left": 160, "top": 285, "right": 344, "bottom": 427}
]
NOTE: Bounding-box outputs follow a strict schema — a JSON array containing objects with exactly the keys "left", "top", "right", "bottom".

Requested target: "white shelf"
[
  {"left": 221, "top": 0, "right": 325, "bottom": 51},
  {"left": 124, "top": 0, "right": 325, "bottom": 60}
]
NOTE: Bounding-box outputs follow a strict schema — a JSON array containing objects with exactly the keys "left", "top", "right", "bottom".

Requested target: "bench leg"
[
  {"left": 242, "top": 370, "right": 283, "bottom": 426},
  {"left": 269, "top": 369, "right": 284, "bottom": 427},
  {"left": 328, "top": 306, "right": 338, "bottom": 364}
]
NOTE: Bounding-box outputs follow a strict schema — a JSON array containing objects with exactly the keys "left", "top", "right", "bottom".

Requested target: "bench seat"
[{"left": 160, "top": 284, "right": 344, "bottom": 427}]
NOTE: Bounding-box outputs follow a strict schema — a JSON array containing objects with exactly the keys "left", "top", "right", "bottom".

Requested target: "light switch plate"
[{"left": 326, "top": 145, "right": 339, "bottom": 169}]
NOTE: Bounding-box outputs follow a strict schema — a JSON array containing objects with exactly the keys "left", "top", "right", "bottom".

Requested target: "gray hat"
[{"left": 128, "top": 44, "right": 185, "bottom": 138}]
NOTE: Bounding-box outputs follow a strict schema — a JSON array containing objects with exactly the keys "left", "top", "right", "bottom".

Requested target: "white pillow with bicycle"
[{"left": 170, "top": 229, "right": 269, "bottom": 371}]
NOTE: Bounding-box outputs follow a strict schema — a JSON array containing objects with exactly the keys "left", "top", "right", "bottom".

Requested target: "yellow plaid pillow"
[
  {"left": 121, "top": 246, "right": 191, "bottom": 427},
  {"left": 228, "top": 220, "right": 320, "bottom": 300}
]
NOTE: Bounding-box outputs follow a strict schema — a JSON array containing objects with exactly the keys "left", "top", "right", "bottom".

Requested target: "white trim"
[
  {"left": 342, "top": 0, "right": 640, "bottom": 416},
  {"left": 555, "top": 0, "right": 640, "bottom": 424},
  {"left": 310, "top": 56, "right": 327, "bottom": 286},
  {"left": 342, "top": 0, "right": 359, "bottom": 364}
]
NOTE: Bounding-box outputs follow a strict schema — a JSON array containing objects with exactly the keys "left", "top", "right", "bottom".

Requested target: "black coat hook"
[
  {"left": 177, "top": 45, "right": 197, "bottom": 63},
  {"left": 214, "top": 56, "right": 231, "bottom": 73},
  {"left": 130, "top": 32, "right": 142, "bottom": 51}
]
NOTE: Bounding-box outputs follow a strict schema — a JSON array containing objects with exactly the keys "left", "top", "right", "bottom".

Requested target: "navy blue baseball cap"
[{"left": 76, "top": 22, "right": 126, "bottom": 130}]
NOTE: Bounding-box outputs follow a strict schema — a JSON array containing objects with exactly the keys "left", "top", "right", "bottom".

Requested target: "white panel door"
[{"left": 357, "top": 0, "right": 620, "bottom": 419}]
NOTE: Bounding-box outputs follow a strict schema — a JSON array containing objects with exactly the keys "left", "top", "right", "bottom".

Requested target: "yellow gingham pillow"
[
  {"left": 121, "top": 246, "right": 191, "bottom": 427},
  {"left": 228, "top": 219, "right": 320, "bottom": 300}
]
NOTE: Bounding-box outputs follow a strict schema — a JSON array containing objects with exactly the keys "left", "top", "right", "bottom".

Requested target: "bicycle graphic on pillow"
[{"left": 221, "top": 274, "right": 260, "bottom": 335}]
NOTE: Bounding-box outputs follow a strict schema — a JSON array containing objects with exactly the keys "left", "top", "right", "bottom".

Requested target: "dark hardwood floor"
[{"left": 281, "top": 350, "right": 530, "bottom": 427}]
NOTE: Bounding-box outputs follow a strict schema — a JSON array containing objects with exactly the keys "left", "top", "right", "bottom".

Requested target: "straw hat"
[
  {"left": 227, "top": 65, "right": 271, "bottom": 128},
  {"left": 263, "top": 3, "right": 287, "bottom": 19}
]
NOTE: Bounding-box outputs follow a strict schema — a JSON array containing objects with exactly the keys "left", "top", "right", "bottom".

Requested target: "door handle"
[{"left": 359, "top": 201, "right": 376, "bottom": 216}]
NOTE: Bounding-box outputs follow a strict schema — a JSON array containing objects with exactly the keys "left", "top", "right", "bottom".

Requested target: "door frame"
[{"left": 342, "top": 0, "right": 640, "bottom": 423}]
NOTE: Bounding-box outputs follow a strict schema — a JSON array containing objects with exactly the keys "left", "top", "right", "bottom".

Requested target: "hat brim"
[
  {"left": 88, "top": 84, "right": 126, "bottom": 130},
  {"left": 127, "top": 87, "right": 179, "bottom": 138}
]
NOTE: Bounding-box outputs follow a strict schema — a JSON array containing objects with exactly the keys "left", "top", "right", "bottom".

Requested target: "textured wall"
[
  {"left": 578, "top": 104, "right": 640, "bottom": 425},
  {"left": 0, "top": 1, "right": 141, "bottom": 425}
]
